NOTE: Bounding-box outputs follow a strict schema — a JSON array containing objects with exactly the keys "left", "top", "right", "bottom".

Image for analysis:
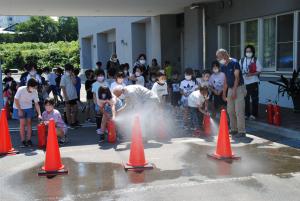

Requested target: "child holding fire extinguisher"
[
  {"left": 97, "top": 86, "right": 123, "bottom": 143},
  {"left": 187, "top": 85, "right": 209, "bottom": 136},
  {"left": 41, "top": 98, "right": 68, "bottom": 145}
]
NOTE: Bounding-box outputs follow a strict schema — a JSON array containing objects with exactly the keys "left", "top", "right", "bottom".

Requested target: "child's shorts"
[
  {"left": 12, "top": 108, "right": 34, "bottom": 120},
  {"left": 181, "top": 97, "right": 189, "bottom": 107}
]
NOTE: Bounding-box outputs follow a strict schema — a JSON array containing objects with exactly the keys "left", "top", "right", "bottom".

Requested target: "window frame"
[{"left": 276, "top": 12, "right": 295, "bottom": 72}]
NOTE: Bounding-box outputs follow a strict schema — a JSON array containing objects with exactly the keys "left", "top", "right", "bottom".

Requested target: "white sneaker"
[{"left": 249, "top": 115, "right": 256, "bottom": 120}]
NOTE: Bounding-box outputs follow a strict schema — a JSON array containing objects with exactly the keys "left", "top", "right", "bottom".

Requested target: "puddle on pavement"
[
  {"left": 6, "top": 158, "right": 184, "bottom": 200},
  {"left": 181, "top": 142, "right": 300, "bottom": 179},
  {"left": 5, "top": 142, "right": 300, "bottom": 200}
]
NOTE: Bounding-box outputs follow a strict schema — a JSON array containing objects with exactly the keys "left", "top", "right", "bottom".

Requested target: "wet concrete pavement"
[{"left": 2, "top": 126, "right": 300, "bottom": 201}]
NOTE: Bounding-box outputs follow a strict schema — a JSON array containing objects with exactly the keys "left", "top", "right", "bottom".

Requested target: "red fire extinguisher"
[
  {"left": 266, "top": 100, "right": 274, "bottom": 124},
  {"left": 203, "top": 113, "right": 211, "bottom": 137},
  {"left": 37, "top": 122, "right": 46, "bottom": 149},
  {"left": 273, "top": 103, "right": 281, "bottom": 126},
  {"left": 107, "top": 120, "right": 116, "bottom": 143}
]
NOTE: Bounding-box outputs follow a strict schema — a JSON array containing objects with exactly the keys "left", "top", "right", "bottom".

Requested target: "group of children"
[{"left": 5, "top": 58, "right": 227, "bottom": 147}]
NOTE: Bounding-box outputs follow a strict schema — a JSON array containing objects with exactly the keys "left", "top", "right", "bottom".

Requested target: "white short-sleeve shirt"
[
  {"left": 188, "top": 90, "right": 205, "bottom": 108},
  {"left": 60, "top": 74, "right": 78, "bottom": 100},
  {"left": 151, "top": 82, "right": 168, "bottom": 99},
  {"left": 13, "top": 86, "right": 39, "bottom": 109}
]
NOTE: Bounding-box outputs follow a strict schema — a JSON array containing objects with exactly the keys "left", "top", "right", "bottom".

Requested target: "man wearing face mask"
[
  {"left": 240, "top": 45, "right": 262, "bottom": 121},
  {"left": 13, "top": 78, "right": 42, "bottom": 147},
  {"left": 216, "top": 49, "right": 247, "bottom": 138},
  {"left": 60, "top": 63, "right": 79, "bottom": 128}
]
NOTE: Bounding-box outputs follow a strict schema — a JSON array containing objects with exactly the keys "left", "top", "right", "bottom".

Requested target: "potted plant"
[{"left": 269, "top": 69, "right": 300, "bottom": 113}]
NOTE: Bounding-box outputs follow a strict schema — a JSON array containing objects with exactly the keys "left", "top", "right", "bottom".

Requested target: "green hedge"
[{"left": 0, "top": 41, "right": 80, "bottom": 70}]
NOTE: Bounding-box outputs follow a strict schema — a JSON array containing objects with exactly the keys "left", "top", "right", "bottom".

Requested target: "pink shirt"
[{"left": 42, "top": 109, "right": 67, "bottom": 133}]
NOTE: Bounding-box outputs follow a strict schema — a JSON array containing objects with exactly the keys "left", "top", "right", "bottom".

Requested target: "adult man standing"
[{"left": 216, "top": 49, "right": 247, "bottom": 138}]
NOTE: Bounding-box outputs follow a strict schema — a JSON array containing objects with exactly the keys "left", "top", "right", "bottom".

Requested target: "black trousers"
[{"left": 245, "top": 82, "right": 259, "bottom": 117}]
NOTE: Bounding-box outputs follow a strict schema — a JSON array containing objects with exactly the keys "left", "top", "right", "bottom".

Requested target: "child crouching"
[
  {"left": 187, "top": 85, "right": 209, "bottom": 136},
  {"left": 42, "top": 98, "right": 68, "bottom": 145}
]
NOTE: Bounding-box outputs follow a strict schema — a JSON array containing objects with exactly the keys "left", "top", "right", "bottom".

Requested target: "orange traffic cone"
[
  {"left": 124, "top": 116, "right": 153, "bottom": 171},
  {"left": 207, "top": 109, "right": 240, "bottom": 160},
  {"left": 38, "top": 119, "right": 68, "bottom": 176},
  {"left": 0, "top": 109, "right": 19, "bottom": 156}
]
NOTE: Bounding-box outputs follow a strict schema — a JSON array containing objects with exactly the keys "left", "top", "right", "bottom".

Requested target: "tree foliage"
[
  {"left": 0, "top": 16, "right": 79, "bottom": 43},
  {"left": 0, "top": 41, "right": 80, "bottom": 70}
]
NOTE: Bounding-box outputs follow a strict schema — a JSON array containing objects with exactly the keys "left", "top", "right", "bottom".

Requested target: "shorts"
[
  {"left": 13, "top": 108, "right": 34, "bottom": 120},
  {"left": 171, "top": 92, "right": 181, "bottom": 106},
  {"left": 181, "top": 96, "right": 189, "bottom": 107},
  {"left": 213, "top": 94, "right": 226, "bottom": 108}
]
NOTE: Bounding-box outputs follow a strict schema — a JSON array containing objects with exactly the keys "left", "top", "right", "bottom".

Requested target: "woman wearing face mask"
[
  {"left": 240, "top": 45, "right": 262, "bottom": 120},
  {"left": 42, "top": 98, "right": 68, "bottom": 145},
  {"left": 20, "top": 64, "right": 43, "bottom": 86},
  {"left": 92, "top": 69, "right": 108, "bottom": 135},
  {"left": 13, "top": 78, "right": 42, "bottom": 147},
  {"left": 129, "top": 66, "right": 145, "bottom": 86}
]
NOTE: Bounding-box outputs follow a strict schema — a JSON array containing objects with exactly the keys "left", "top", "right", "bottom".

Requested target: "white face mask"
[
  {"left": 139, "top": 60, "right": 146, "bottom": 65},
  {"left": 30, "top": 70, "right": 36, "bottom": 76},
  {"left": 185, "top": 75, "right": 192, "bottom": 80},
  {"left": 159, "top": 70, "right": 165, "bottom": 74},
  {"left": 219, "top": 59, "right": 226, "bottom": 65},
  {"left": 119, "top": 94, "right": 125, "bottom": 99},
  {"left": 65, "top": 72, "right": 70, "bottom": 76},
  {"left": 135, "top": 72, "right": 141, "bottom": 77},
  {"left": 101, "top": 94, "right": 107, "bottom": 99},
  {"left": 246, "top": 52, "right": 253, "bottom": 58},
  {"left": 151, "top": 77, "right": 156, "bottom": 82},
  {"left": 124, "top": 70, "right": 128, "bottom": 74},
  {"left": 97, "top": 76, "right": 104, "bottom": 82},
  {"left": 213, "top": 68, "right": 219, "bottom": 74}
]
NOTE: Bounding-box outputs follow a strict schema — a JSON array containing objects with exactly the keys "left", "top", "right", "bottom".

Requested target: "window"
[
  {"left": 276, "top": 14, "right": 294, "bottom": 71},
  {"left": 245, "top": 20, "right": 258, "bottom": 54},
  {"left": 229, "top": 23, "right": 241, "bottom": 59},
  {"left": 263, "top": 18, "right": 276, "bottom": 69},
  {"left": 224, "top": 11, "right": 299, "bottom": 72}
]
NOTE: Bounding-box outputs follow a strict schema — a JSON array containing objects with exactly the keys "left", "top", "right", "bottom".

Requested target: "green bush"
[{"left": 0, "top": 41, "right": 79, "bottom": 70}]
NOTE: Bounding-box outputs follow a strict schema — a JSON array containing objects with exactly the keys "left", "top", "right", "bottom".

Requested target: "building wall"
[
  {"left": 160, "top": 15, "right": 182, "bottom": 72},
  {"left": 203, "top": 0, "right": 300, "bottom": 108},
  {"left": 78, "top": 16, "right": 148, "bottom": 69}
]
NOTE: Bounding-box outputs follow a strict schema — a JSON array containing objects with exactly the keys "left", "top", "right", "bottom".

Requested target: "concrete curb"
[{"left": 246, "top": 120, "right": 300, "bottom": 141}]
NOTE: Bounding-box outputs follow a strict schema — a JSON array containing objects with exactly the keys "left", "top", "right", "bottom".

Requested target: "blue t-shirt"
[{"left": 221, "top": 59, "right": 244, "bottom": 88}]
